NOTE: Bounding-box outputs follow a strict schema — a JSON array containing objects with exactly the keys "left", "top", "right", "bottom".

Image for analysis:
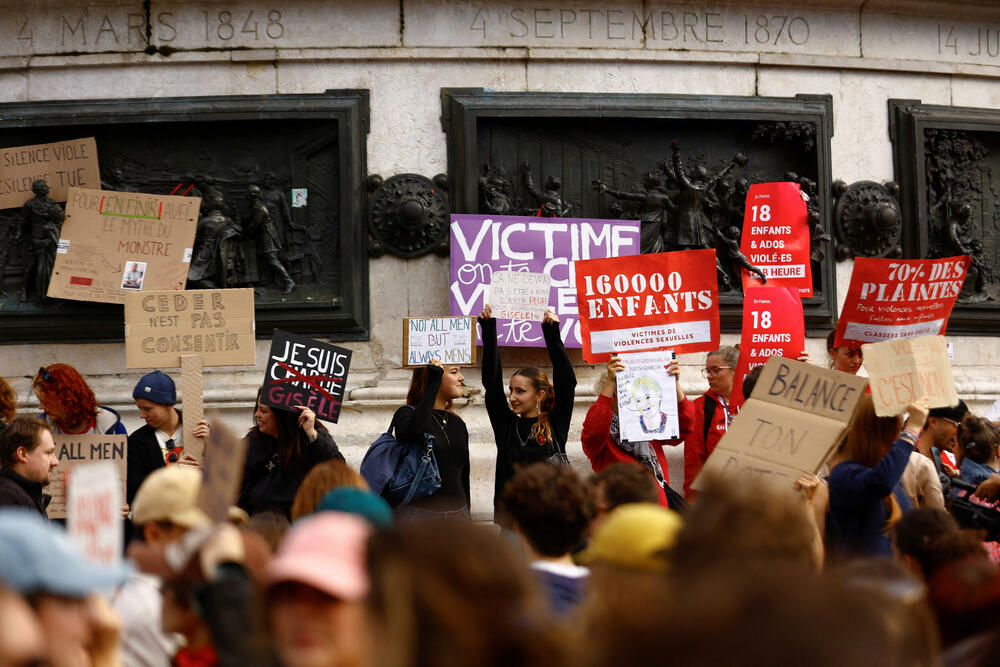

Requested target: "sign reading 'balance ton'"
[
  {"left": 124, "top": 288, "right": 256, "bottom": 368},
  {"left": 693, "top": 357, "right": 868, "bottom": 494},
  {"left": 262, "top": 330, "right": 352, "bottom": 423},
  {"left": 403, "top": 317, "right": 477, "bottom": 368},
  {"left": 48, "top": 187, "right": 200, "bottom": 304}
]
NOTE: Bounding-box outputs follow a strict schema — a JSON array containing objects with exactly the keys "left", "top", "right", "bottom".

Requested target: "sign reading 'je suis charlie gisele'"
[{"left": 262, "top": 329, "right": 352, "bottom": 423}]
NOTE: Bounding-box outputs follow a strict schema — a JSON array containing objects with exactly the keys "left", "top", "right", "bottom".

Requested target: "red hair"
[{"left": 33, "top": 363, "right": 97, "bottom": 429}]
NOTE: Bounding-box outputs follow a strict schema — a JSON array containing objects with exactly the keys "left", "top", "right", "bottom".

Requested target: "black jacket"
[
  {"left": 127, "top": 423, "right": 167, "bottom": 505},
  {"left": 238, "top": 426, "right": 343, "bottom": 518},
  {"left": 0, "top": 467, "right": 49, "bottom": 517}
]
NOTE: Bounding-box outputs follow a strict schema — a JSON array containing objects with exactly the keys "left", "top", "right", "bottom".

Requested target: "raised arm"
[
  {"left": 395, "top": 364, "right": 443, "bottom": 442},
  {"left": 542, "top": 309, "right": 576, "bottom": 430},
  {"left": 479, "top": 306, "right": 511, "bottom": 426}
]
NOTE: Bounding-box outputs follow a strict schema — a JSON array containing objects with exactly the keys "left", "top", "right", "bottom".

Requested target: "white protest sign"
[
  {"left": 693, "top": 357, "right": 869, "bottom": 493},
  {"left": 862, "top": 335, "right": 959, "bottom": 417},
  {"left": 403, "top": 316, "right": 477, "bottom": 368},
  {"left": 67, "top": 462, "right": 122, "bottom": 565},
  {"left": 616, "top": 350, "right": 679, "bottom": 441},
  {"left": 488, "top": 271, "right": 551, "bottom": 321}
]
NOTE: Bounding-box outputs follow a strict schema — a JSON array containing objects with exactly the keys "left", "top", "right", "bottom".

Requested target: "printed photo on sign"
[
  {"left": 121, "top": 261, "right": 146, "bottom": 290},
  {"left": 574, "top": 249, "right": 720, "bottom": 363},
  {"left": 262, "top": 329, "right": 352, "bottom": 423},
  {"left": 616, "top": 351, "right": 679, "bottom": 441},
  {"left": 450, "top": 214, "right": 641, "bottom": 348},
  {"left": 403, "top": 316, "right": 476, "bottom": 368},
  {"left": 863, "top": 336, "right": 959, "bottom": 417},
  {"left": 739, "top": 182, "right": 814, "bottom": 296},
  {"left": 488, "top": 271, "right": 551, "bottom": 322},
  {"left": 835, "top": 256, "right": 969, "bottom": 348}
]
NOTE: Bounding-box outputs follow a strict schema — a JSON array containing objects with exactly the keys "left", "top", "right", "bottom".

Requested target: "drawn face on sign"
[{"left": 631, "top": 377, "right": 662, "bottom": 419}]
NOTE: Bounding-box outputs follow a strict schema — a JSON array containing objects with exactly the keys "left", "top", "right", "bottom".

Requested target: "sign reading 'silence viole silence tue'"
[{"left": 262, "top": 330, "right": 352, "bottom": 422}]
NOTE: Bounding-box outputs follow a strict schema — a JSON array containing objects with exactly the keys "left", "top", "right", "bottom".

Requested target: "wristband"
[{"left": 900, "top": 427, "right": 920, "bottom": 444}]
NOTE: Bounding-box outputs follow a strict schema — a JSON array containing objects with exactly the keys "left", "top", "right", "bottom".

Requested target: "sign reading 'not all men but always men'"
[
  {"left": 450, "top": 214, "right": 641, "bottom": 347},
  {"left": 262, "top": 330, "right": 352, "bottom": 422}
]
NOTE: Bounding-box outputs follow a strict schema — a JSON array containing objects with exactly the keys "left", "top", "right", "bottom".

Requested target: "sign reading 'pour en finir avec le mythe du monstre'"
[{"left": 262, "top": 329, "right": 352, "bottom": 423}]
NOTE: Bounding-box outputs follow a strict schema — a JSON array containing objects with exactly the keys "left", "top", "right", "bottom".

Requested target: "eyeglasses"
[
  {"left": 940, "top": 417, "right": 961, "bottom": 428},
  {"left": 37, "top": 367, "right": 54, "bottom": 382},
  {"left": 701, "top": 366, "right": 732, "bottom": 378}
]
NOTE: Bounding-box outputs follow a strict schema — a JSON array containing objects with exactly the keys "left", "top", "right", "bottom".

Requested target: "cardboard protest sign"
[
  {"left": 616, "top": 351, "right": 679, "bottom": 441},
  {"left": 48, "top": 434, "right": 127, "bottom": 520},
  {"left": 262, "top": 329, "right": 352, "bottom": 422},
  {"left": 574, "top": 249, "right": 720, "bottom": 363},
  {"left": 731, "top": 287, "right": 806, "bottom": 409},
  {"left": 403, "top": 317, "right": 476, "bottom": 368},
  {"left": 181, "top": 354, "right": 206, "bottom": 459},
  {"left": 450, "top": 214, "right": 641, "bottom": 347},
  {"left": 693, "top": 358, "right": 868, "bottom": 493},
  {"left": 863, "top": 336, "right": 959, "bottom": 417},
  {"left": 67, "top": 462, "right": 122, "bottom": 565},
  {"left": 198, "top": 419, "right": 248, "bottom": 524},
  {"left": 488, "top": 271, "right": 552, "bottom": 321},
  {"left": 0, "top": 138, "right": 100, "bottom": 208},
  {"left": 835, "top": 256, "right": 969, "bottom": 348},
  {"left": 124, "top": 288, "right": 256, "bottom": 368},
  {"left": 47, "top": 187, "right": 200, "bottom": 304},
  {"left": 740, "top": 182, "right": 813, "bottom": 296}
]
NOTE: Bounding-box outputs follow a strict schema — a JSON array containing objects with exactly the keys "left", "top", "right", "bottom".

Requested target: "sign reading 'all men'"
[
  {"left": 262, "top": 330, "right": 352, "bottom": 422},
  {"left": 403, "top": 317, "right": 476, "bottom": 368},
  {"left": 48, "top": 187, "right": 200, "bottom": 304},
  {"left": 48, "top": 434, "right": 127, "bottom": 520}
]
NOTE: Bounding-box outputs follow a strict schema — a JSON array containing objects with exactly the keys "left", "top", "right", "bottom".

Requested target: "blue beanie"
[
  {"left": 315, "top": 487, "right": 393, "bottom": 530},
  {"left": 133, "top": 371, "right": 176, "bottom": 406}
]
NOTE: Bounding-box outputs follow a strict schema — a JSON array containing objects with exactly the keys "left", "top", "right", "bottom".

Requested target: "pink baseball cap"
[{"left": 265, "top": 512, "right": 371, "bottom": 601}]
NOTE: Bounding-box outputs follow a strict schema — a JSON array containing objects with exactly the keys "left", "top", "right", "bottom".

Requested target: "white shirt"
[{"left": 154, "top": 426, "right": 182, "bottom": 461}]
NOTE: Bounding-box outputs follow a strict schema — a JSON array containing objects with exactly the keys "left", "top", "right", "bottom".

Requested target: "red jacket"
[
  {"left": 581, "top": 393, "right": 694, "bottom": 507},
  {"left": 683, "top": 390, "right": 731, "bottom": 500}
]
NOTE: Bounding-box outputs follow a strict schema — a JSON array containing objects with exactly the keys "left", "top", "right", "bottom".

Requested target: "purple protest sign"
[{"left": 450, "top": 214, "right": 641, "bottom": 347}]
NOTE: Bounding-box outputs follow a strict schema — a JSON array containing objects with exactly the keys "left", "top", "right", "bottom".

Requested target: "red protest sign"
[
  {"left": 740, "top": 182, "right": 813, "bottom": 296},
  {"left": 574, "top": 249, "right": 719, "bottom": 363},
  {"left": 731, "top": 286, "right": 805, "bottom": 410},
  {"left": 834, "top": 256, "right": 969, "bottom": 348}
]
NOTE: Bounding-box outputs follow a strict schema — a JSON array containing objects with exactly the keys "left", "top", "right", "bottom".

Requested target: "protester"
[
  {"left": 957, "top": 414, "right": 1000, "bottom": 486},
  {"left": 391, "top": 359, "right": 471, "bottom": 518},
  {"left": 479, "top": 305, "right": 576, "bottom": 527},
  {"left": 0, "top": 416, "right": 57, "bottom": 516},
  {"left": 502, "top": 463, "right": 593, "bottom": 613},
  {"left": 827, "top": 329, "right": 864, "bottom": 374},
  {"left": 579, "top": 503, "right": 683, "bottom": 574},
  {"left": 290, "top": 458, "right": 368, "bottom": 520},
  {"left": 581, "top": 354, "right": 692, "bottom": 509},
  {"left": 916, "top": 401, "right": 969, "bottom": 476},
  {"left": 367, "top": 517, "right": 570, "bottom": 667},
  {"left": 265, "top": 512, "right": 373, "bottom": 667},
  {"left": 0, "top": 376, "right": 17, "bottom": 432},
  {"left": 315, "top": 487, "right": 394, "bottom": 530},
  {"left": 683, "top": 345, "right": 738, "bottom": 499},
  {"left": 893, "top": 508, "right": 987, "bottom": 583},
  {"left": 589, "top": 462, "right": 661, "bottom": 530},
  {"left": 901, "top": 443, "right": 945, "bottom": 510},
  {"left": 239, "top": 388, "right": 344, "bottom": 518},
  {"left": 0, "top": 508, "right": 129, "bottom": 667},
  {"left": 826, "top": 394, "right": 929, "bottom": 560},
  {"left": 33, "top": 363, "right": 127, "bottom": 435},
  {"left": 127, "top": 370, "right": 210, "bottom": 505}
]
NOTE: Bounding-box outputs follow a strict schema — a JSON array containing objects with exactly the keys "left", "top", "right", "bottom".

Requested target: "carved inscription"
[{"left": 937, "top": 24, "right": 1000, "bottom": 58}]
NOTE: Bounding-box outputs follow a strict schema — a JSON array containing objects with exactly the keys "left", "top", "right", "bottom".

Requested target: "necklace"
[
  {"left": 514, "top": 418, "right": 532, "bottom": 448},
  {"left": 432, "top": 410, "right": 451, "bottom": 448}
]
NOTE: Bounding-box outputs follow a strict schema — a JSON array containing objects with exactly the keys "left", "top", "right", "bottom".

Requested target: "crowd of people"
[{"left": 1, "top": 309, "right": 1000, "bottom": 666}]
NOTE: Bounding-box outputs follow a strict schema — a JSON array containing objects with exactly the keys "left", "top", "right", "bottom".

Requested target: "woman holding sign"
[
  {"left": 392, "top": 360, "right": 471, "bottom": 518},
  {"left": 581, "top": 354, "right": 693, "bottom": 510},
  {"left": 827, "top": 394, "right": 928, "bottom": 560},
  {"left": 479, "top": 305, "right": 576, "bottom": 529},
  {"left": 683, "top": 347, "right": 739, "bottom": 500},
  {"left": 239, "top": 390, "right": 344, "bottom": 518}
]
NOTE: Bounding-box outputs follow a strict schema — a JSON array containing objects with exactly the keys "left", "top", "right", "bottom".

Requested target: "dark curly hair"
[
  {"left": 893, "top": 508, "right": 986, "bottom": 581},
  {"left": 33, "top": 363, "right": 97, "bottom": 431},
  {"left": 957, "top": 414, "right": 1000, "bottom": 465},
  {"left": 591, "top": 462, "right": 660, "bottom": 510},
  {"left": 502, "top": 462, "right": 593, "bottom": 557}
]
